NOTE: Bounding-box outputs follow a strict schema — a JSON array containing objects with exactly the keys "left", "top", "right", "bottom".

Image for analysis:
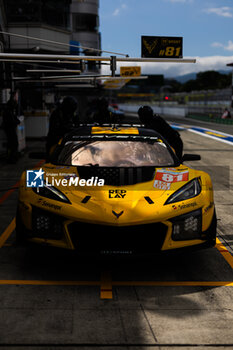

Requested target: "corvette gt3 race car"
[{"left": 16, "top": 125, "right": 217, "bottom": 254}]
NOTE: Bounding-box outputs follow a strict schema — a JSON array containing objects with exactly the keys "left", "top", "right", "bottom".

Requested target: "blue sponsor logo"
[{"left": 26, "top": 168, "right": 44, "bottom": 188}]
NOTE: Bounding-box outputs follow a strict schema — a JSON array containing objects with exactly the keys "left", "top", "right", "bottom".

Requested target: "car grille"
[
  {"left": 77, "top": 166, "right": 155, "bottom": 186},
  {"left": 31, "top": 207, "right": 64, "bottom": 240},
  {"left": 68, "top": 222, "right": 168, "bottom": 254}
]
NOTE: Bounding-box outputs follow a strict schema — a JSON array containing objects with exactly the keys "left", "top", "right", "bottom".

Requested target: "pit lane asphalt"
[{"left": 0, "top": 116, "right": 233, "bottom": 349}]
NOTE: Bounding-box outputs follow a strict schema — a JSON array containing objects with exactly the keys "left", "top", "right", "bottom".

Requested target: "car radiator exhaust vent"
[
  {"left": 144, "top": 196, "right": 154, "bottom": 204},
  {"left": 81, "top": 196, "right": 91, "bottom": 204}
]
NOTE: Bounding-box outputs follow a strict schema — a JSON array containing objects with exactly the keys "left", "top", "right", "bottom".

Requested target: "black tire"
[{"left": 206, "top": 208, "right": 217, "bottom": 247}]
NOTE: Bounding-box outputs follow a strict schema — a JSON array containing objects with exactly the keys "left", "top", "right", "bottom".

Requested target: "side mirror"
[
  {"left": 28, "top": 152, "right": 46, "bottom": 160},
  {"left": 182, "top": 154, "right": 201, "bottom": 162}
]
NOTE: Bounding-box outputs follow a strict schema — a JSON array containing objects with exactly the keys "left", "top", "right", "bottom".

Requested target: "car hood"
[{"left": 29, "top": 163, "right": 209, "bottom": 226}]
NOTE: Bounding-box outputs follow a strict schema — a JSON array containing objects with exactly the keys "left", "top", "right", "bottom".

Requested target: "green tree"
[{"left": 180, "top": 71, "right": 231, "bottom": 92}]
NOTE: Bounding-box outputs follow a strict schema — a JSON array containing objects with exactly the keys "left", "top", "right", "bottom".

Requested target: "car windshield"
[{"left": 57, "top": 140, "right": 175, "bottom": 167}]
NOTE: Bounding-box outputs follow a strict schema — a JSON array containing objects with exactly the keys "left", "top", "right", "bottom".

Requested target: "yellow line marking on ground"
[
  {"left": 0, "top": 280, "right": 232, "bottom": 287},
  {"left": 206, "top": 131, "right": 227, "bottom": 138},
  {"left": 0, "top": 280, "right": 100, "bottom": 286},
  {"left": 100, "top": 271, "right": 113, "bottom": 299},
  {"left": 112, "top": 281, "right": 233, "bottom": 287},
  {"left": 0, "top": 218, "right": 16, "bottom": 248},
  {"left": 216, "top": 238, "right": 233, "bottom": 269}
]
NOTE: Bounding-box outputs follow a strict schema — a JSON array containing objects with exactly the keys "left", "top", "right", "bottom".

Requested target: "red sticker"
[{"left": 155, "top": 169, "right": 189, "bottom": 183}]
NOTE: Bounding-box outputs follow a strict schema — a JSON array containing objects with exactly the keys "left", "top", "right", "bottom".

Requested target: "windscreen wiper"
[{"left": 82, "top": 163, "right": 100, "bottom": 167}]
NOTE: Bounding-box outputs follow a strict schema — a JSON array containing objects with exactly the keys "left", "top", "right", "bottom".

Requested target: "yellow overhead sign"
[{"left": 120, "top": 66, "right": 141, "bottom": 77}]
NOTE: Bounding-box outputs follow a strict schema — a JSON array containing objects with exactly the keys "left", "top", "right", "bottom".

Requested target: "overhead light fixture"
[
  {"left": 98, "top": 76, "right": 148, "bottom": 80},
  {"left": 39, "top": 75, "right": 109, "bottom": 80},
  {"left": 27, "top": 69, "right": 81, "bottom": 73},
  {"left": 55, "top": 84, "right": 95, "bottom": 88},
  {"left": 0, "top": 52, "right": 196, "bottom": 63}
]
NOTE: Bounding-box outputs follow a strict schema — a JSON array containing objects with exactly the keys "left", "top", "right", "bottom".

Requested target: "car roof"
[{"left": 50, "top": 124, "right": 180, "bottom": 167}]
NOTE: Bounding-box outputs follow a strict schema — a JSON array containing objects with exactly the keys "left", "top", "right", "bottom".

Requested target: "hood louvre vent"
[
  {"left": 81, "top": 196, "right": 91, "bottom": 204},
  {"left": 144, "top": 196, "right": 154, "bottom": 204}
]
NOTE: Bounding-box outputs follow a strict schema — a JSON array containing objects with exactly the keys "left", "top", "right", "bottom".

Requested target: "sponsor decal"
[
  {"left": 179, "top": 202, "right": 197, "bottom": 210},
  {"left": 166, "top": 168, "right": 188, "bottom": 172},
  {"left": 56, "top": 166, "right": 71, "bottom": 169},
  {"left": 37, "top": 198, "right": 61, "bottom": 210},
  {"left": 204, "top": 202, "right": 214, "bottom": 213},
  {"left": 172, "top": 202, "right": 198, "bottom": 210},
  {"left": 155, "top": 169, "right": 189, "bottom": 183},
  {"left": 101, "top": 250, "right": 133, "bottom": 255},
  {"left": 44, "top": 165, "right": 71, "bottom": 170},
  {"left": 154, "top": 180, "right": 171, "bottom": 190},
  {"left": 109, "top": 190, "right": 127, "bottom": 199},
  {"left": 112, "top": 210, "right": 124, "bottom": 219}
]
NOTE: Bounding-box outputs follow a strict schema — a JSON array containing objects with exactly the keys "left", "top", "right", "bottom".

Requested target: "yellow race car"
[{"left": 16, "top": 125, "right": 216, "bottom": 254}]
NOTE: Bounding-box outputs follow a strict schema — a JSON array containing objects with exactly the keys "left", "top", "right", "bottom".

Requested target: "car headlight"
[
  {"left": 165, "top": 178, "right": 201, "bottom": 205},
  {"left": 32, "top": 185, "right": 71, "bottom": 204}
]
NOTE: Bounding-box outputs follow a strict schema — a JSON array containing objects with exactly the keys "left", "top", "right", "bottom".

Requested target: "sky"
[{"left": 99, "top": 0, "right": 233, "bottom": 77}]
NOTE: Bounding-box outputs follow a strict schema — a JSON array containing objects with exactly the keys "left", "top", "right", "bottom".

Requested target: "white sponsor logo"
[{"left": 153, "top": 180, "right": 171, "bottom": 190}]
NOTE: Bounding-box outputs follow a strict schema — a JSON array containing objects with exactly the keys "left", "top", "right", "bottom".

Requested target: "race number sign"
[
  {"left": 155, "top": 169, "right": 189, "bottom": 183},
  {"left": 141, "top": 36, "right": 183, "bottom": 58}
]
